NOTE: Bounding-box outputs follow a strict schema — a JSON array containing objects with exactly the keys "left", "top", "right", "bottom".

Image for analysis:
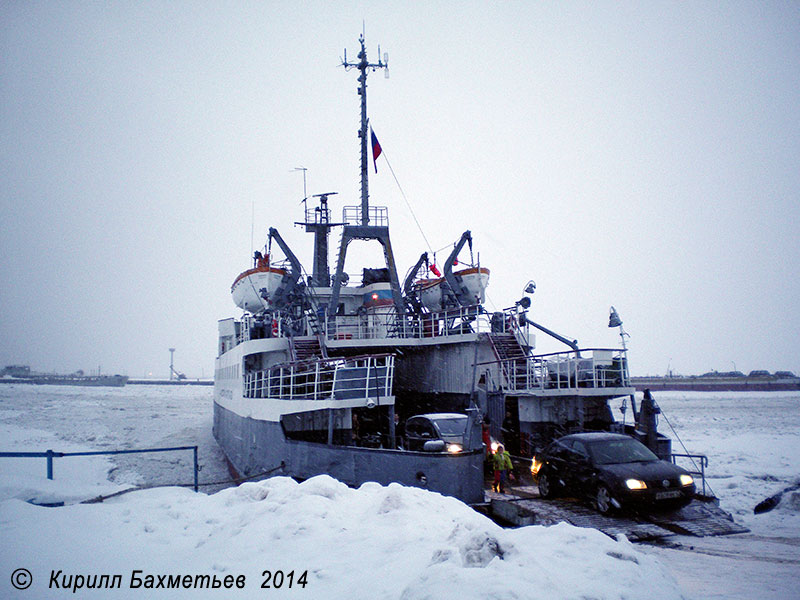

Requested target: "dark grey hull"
[{"left": 213, "top": 401, "right": 485, "bottom": 504}]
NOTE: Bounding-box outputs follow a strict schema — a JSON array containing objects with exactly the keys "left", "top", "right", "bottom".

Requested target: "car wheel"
[
  {"left": 538, "top": 469, "right": 559, "bottom": 499},
  {"left": 595, "top": 484, "right": 615, "bottom": 514}
]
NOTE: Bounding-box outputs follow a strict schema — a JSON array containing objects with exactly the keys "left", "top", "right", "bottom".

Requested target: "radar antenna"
[{"left": 295, "top": 192, "right": 345, "bottom": 288}]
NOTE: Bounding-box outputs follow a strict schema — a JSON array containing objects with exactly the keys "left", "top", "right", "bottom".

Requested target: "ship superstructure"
[{"left": 213, "top": 36, "right": 637, "bottom": 504}]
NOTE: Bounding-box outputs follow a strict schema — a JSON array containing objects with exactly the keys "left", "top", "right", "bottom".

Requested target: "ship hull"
[{"left": 212, "top": 399, "right": 485, "bottom": 504}]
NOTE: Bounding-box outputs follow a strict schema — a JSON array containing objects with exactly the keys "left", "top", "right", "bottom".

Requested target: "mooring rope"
[
  {"left": 657, "top": 406, "right": 716, "bottom": 497},
  {"left": 80, "top": 462, "right": 286, "bottom": 504}
]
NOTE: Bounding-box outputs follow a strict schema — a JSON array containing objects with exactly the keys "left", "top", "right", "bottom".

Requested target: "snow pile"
[{"left": 0, "top": 475, "right": 682, "bottom": 600}]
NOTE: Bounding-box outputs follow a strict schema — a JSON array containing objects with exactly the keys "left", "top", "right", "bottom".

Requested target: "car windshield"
[
  {"left": 433, "top": 418, "right": 467, "bottom": 436},
  {"left": 587, "top": 438, "right": 659, "bottom": 465}
]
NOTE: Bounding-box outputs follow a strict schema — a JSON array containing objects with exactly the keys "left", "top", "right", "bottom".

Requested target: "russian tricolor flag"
[{"left": 371, "top": 128, "right": 382, "bottom": 173}]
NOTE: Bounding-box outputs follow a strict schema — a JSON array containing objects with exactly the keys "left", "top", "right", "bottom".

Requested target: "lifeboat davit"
[
  {"left": 416, "top": 266, "right": 490, "bottom": 312},
  {"left": 231, "top": 265, "right": 286, "bottom": 313}
]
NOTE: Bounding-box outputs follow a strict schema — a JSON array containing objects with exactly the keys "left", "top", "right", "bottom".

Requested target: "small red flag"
[
  {"left": 430, "top": 264, "right": 442, "bottom": 277},
  {"left": 371, "top": 128, "right": 382, "bottom": 173}
]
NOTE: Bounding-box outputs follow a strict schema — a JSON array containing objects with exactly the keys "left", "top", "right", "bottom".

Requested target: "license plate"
[{"left": 656, "top": 490, "right": 682, "bottom": 500}]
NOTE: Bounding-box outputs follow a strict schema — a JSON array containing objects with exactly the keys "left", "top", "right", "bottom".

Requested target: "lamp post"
[
  {"left": 608, "top": 306, "right": 629, "bottom": 350},
  {"left": 609, "top": 307, "right": 636, "bottom": 420}
]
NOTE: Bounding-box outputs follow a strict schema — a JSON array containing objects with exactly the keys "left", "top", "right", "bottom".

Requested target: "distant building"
[{"left": 1, "top": 365, "right": 31, "bottom": 377}]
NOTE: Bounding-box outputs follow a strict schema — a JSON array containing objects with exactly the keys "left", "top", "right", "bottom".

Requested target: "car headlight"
[
  {"left": 531, "top": 456, "right": 542, "bottom": 475},
  {"left": 679, "top": 474, "right": 694, "bottom": 487},
  {"left": 447, "top": 443, "right": 463, "bottom": 454},
  {"left": 625, "top": 478, "right": 647, "bottom": 490}
]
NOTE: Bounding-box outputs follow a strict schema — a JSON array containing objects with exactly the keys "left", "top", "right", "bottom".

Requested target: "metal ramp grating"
[
  {"left": 647, "top": 501, "right": 750, "bottom": 537},
  {"left": 486, "top": 487, "right": 749, "bottom": 541},
  {"left": 489, "top": 493, "right": 674, "bottom": 542}
]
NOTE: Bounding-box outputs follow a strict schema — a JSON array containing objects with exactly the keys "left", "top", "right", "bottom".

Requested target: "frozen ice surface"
[
  {"left": 648, "top": 392, "right": 800, "bottom": 537},
  {"left": 626, "top": 391, "right": 800, "bottom": 600}
]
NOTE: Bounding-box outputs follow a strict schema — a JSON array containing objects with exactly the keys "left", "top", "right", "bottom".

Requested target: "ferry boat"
[{"left": 213, "top": 36, "right": 636, "bottom": 504}]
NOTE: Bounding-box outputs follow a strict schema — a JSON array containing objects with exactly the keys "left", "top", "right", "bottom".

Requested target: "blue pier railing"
[{"left": 0, "top": 446, "right": 199, "bottom": 492}]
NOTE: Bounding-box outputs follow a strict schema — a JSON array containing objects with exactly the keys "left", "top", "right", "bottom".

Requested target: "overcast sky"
[{"left": 1, "top": 2, "right": 798, "bottom": 379}]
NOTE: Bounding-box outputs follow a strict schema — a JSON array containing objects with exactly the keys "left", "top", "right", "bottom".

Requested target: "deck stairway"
[
  {"left": 290, "top": 336, "right": 328, "bottom": 362},
  {"left": 489, "top": 333, "right": 529, "bottom": 390}
]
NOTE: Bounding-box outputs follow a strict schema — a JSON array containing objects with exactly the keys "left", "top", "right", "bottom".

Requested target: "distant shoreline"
[
  {"left": 631, "top": 376, "right": 800, "bottom": 392},
  {"left": 127, "top": 379, "right": 213, "bottom": 386},
  {"left": 0, "top": 376, "right": 213, "bottom": 387}
]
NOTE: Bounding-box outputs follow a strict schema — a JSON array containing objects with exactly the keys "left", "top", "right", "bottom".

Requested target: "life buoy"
[{"left": 271, "top": 319, "right": 279, "bottom": 337}]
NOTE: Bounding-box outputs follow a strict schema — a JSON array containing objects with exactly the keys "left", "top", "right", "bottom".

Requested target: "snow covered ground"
[{"left": 0, "top": 384, "right": 798, "bottom": 599}]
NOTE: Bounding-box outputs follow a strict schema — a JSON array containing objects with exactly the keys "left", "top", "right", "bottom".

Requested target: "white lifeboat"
[
  {"left": 416, "top": 266, "right": 490, "bottom": 312},
  {"left": 231, "top": 265, "right": 286, "bottom": 313}
]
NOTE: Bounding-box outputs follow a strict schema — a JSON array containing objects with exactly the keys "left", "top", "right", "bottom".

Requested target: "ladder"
[
  {"left": 305, "top": 306, "right": 322, "bottom": 335},
  {"left": 489, "top": 333, "right": 529, "bottom": 390}
]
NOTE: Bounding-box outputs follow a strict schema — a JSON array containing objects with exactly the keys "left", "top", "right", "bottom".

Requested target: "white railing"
[
  {"left": 325, "top": 305, "right": 521, "bottom": 342},
  {"left": 234, "top": 305, "right": 527, "bottom": 346},
  {"left": 502, "top": 349, "right": 630, "bottom": 393},
  {"left": 235, "top": 314, "right": 299, "bottom": 343},
  {"left": 244, "top": 354, "right": 394, "bottom": 401}
]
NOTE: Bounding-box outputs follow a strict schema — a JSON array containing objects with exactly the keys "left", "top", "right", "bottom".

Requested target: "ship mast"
[
  {"left": 327, "top": 35, "right": 403, "bottom": 319},
  {"left": 343, "top": 34, "right": 388, "bottom": 225}
]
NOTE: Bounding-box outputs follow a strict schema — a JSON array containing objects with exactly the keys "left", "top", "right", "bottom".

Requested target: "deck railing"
[
  {"left": 325, "top": 305, "right": 524, "bottom": 342},
  {"left": 342, "top": 205, "right": 389, "bottom": 227},
  {"left": 244, "top": 354, "right": 394, "bottom": 401},
  {"left": 671, "top": 452, "right": 710, "bottom": 496},
  {"left": 500, "top": 348, "right": 631, "bottom": 392},
  {"left": 232, "top": 304, "right": 526, "bottom": 346}
]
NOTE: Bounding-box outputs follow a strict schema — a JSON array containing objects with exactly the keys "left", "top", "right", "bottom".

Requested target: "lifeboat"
[
  {"left": 231, "top": 265, "right": 286, "bottom": 313},
  {"left": 416, "top": 266, "right": 490, "bottom": 312}
]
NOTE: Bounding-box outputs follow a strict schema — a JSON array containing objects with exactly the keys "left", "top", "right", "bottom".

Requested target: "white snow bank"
[{"left": 0, "top": 475, "right": 683, "bottom": 600}]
